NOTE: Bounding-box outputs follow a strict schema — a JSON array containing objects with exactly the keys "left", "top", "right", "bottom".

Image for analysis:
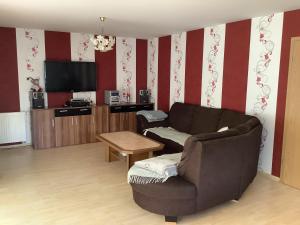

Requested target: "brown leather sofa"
[{"left": 131, "top": 102, "right": 262, "bottom": 223}]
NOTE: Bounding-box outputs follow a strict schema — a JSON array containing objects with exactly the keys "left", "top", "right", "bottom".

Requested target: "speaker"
[
  {"left": 30, "top": 91, "right": 45, "bottom": 109},
  {"left": 139, "top": 89, "right": 150, "bottom": 104}
]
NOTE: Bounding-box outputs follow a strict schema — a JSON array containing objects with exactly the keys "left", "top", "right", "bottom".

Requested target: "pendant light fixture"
[{"left": 90, "top": 17, "right": 115, "bottom": 52}]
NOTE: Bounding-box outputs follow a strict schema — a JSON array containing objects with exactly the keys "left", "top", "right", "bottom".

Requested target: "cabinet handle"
[
  {"left": 52, "top": 119, "right": 55, "bottom": 128},
  {"left": 129, "top": 106, "right": 136, "bottom": 109},
  {"left": 59, "top": 110, "right": 68, "bottom": 113},
  {"left": 80, "top": 108, "right": 88, "bottom": 111},
  {"left": 114, "top": 106, "right": 121, "bottom": 110},
  {"left": 72, "top": 117, "right": 74, "bottom": 125}
]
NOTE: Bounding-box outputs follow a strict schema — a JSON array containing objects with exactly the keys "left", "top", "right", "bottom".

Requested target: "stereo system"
[
  {"left": 30, "top": 91, "right": 45, "bottom": 109},
  {"left": 65, "top": 98, "right": 91, "bottom": 107},
  {"left": 105, "top": 90, "right": 120, "bottom": 105}
]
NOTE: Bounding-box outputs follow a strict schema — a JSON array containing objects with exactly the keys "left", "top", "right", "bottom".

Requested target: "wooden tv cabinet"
[
  {"left": 31, "top": 103, "right": 154, "bottom": 149},
  {"left": 32, "top": 106, "right": 97, "bottom": 149}
]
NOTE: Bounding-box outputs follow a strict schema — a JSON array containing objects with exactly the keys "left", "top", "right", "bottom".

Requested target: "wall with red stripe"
[
  {"left": 149, "top": 9, "right": 300, "bottom": 176},
  {"left": 222, "top": 20, "right": 251, "bottom": 112},
  {"left": 0, "top": 27, "right": 20, "bottom": 112}
]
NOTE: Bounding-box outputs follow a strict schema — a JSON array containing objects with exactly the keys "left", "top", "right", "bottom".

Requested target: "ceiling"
[{"left": 1, "top": 0, "right": 300, "bottom": 39}]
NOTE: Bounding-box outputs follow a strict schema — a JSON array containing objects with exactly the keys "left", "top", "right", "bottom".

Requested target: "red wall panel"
[
  {"left": 45, "top": 31, "right": 72, "bottom": 107},
  {"left": 222, "top": 20, "right": 251, "bottom": 112},
  {"left": 136, "top": 39, "right": 148, "bottom": 103},
  {"left": 0, "top": 27, "right": 20, "bottom": 112},
  {"left": 95, "top": 47, "right": 116, "bottom": 104},
  {"left": 184, "top": 29, "right": 204, "bottom": 104},
  {"left": 157, "top": 36, "right": 171, "bottom": 112},
  {"left": 272, "top": 9, "right": 300, "bottom": 176}
]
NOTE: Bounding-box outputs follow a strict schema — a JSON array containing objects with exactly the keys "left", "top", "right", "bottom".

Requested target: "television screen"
[{"left": 45, "top": 61, "right": 97, "bottom": 92}]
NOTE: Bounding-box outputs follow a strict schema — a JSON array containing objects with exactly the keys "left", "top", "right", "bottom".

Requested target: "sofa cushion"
[
  {"left": 145, "top": 131, "right": 183, "bottom": 155},
  {"left": 217, "top": 109, "right": 252, "bottom": 130},
  {"left": 145, "top": 127, "right": 191, "bottom": 146},
  {"left": 169, "top": 102, "right": 195, "bottom": 133},
  {"left": 189, "top": 106, "right": 222, "bottom": 135},
  {"left": 131, "top": 176, "right": 196, "bottom": 200}
]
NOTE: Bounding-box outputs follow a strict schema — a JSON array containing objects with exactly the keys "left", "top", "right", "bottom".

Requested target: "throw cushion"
[{"left": 217, "top": 126, "right": 229, "bottom": 132}]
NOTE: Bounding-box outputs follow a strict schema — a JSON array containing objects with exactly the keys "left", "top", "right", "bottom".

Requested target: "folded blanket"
[
  {"left": 144, "top": 127, "right": 191, "bottom": 146},
  {"left": 136, "top": 110, "right": 168, "bottom": 122},
  {"left": 128, "top": 153, "right": 182, "bottom": 184},
  {"left": 135, "top": 153, "right": 181, "bottom": 176}
]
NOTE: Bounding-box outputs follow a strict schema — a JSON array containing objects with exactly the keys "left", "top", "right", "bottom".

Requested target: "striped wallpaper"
[{"left": 0, "top": 9, "right": 300, "bottom": 176}]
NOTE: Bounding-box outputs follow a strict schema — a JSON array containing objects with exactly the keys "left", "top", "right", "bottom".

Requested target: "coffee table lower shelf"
[{"left": 105, "top": 147, "right": 153, "bottom": 171}]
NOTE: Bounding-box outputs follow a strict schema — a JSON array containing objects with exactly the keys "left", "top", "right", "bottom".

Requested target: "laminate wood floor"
[{"left": 0, "top": 143, "right": 300, "bottom": 225}]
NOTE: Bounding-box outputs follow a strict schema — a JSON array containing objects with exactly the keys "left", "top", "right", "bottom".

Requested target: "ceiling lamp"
[{"left": 90, "top": 17, "right": 115, "bottom": 52}]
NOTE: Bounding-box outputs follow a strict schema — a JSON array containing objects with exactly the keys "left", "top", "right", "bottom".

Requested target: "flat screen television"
[{"left": 45, "top": 61, "right": 97, "bottom": 92}]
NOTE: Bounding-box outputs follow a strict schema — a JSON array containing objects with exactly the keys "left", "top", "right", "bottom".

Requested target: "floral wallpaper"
[
  {"left": 147, "top": 38, "right": 158, "bottom": 108},
  {"left": 16, "top": 28, "right": 46, "bottom": 111},
  {"left": 71, "top": 33, "right": 93, "bottom": 61},
  {"left": 246, "top": 13, "right": 284, "bottom": 173},
  {"left": 201, "top": 24, "right": 226, "bottom": 108},
  {"left": 170, "top": 32, "right": 186, "bottom": 107},
  {"left": 116, "top": 37, "right": 136, "bottom": 102}
]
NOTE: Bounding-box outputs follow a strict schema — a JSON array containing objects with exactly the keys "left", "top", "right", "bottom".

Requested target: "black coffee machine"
[{"left": 139, "top": 89, "right": 150, "bottom": 104}]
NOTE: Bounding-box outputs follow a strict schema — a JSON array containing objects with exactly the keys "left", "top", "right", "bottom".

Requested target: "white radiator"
[{"left": 0, "top": 112, "right": 27, "bottom": 144}]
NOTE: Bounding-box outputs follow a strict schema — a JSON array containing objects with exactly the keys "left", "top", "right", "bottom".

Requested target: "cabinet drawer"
[
  {"left": 137, "top": 104, "right": 154, "bottom": 111},
  {"left": 55, "top": 107, "right": 92, "bottom": 117},
  {"left": 110, "top": 105, "right": 123, "bottom": 113},
  {"left": 75, "top": 107, "right": 92, "bottom": 116},
  {"left": 110, "top": 104, "right": 153, "bottom": 113},
  {"left": 110, "top": 105, "right": 137, "bottom": 113}
]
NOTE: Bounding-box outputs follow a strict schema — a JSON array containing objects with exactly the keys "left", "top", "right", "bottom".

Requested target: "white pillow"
[{"left": 217, "top": 126, "right": 229, "bottom": 132}]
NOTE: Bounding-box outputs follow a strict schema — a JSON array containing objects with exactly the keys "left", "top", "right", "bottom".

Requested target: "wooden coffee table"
[{"left": 96, "top": 131, "right": 164, "bottom": 171}]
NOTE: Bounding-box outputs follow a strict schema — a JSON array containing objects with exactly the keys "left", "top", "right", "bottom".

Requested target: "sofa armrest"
[
  {"left": 136, "top": 115, "right": 169, "bottom": 134},
  {"left": 178, "top": 124, "right": 262, "bottom": 210}
]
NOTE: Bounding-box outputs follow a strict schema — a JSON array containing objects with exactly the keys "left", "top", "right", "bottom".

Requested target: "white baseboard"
[{"left": 0, "top": 142, "right": 32, "bottom": 149}]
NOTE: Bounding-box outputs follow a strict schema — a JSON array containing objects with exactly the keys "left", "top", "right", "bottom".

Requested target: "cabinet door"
[
  {"left": 74, "top": 115, "right": 95, "bottom": 144},
  {"left": 55, "top": 116, "right": 75, "bottom": 147},
  {"left": 128, "top": 112, "right": 137, "bottom": 132},
  {"left": 32, "top": 109, "right": 55, "bottom": 149},
  {"left": 109, "top": 112, "right": 136, "bottom": 133},
  {"left": 89, "top": 115, "right": 96, "bottom": 142},
  {"left": 95, "top": 105, "right": 109, "bottom": 134},
  {"left": 119, "top": 113, "right": 129, "bottom": 131},
  {"left": 79, "top": 115, "right": 90, "bottom": 144},
  {"left": 74, "top": 116, "right": 81, "bottom": 145},
  {"left": 109, "top": 113, "right": 120, "bottom": 132}
]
